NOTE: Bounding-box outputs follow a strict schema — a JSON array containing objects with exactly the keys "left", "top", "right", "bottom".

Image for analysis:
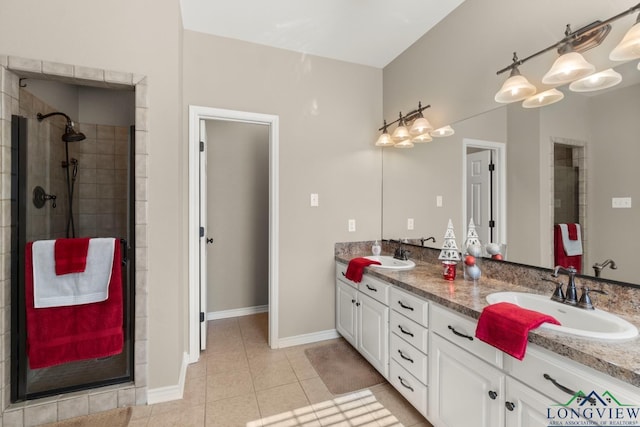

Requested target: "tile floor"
[{"left": 57, "top": 313, "right": 434, "bottom": 426}]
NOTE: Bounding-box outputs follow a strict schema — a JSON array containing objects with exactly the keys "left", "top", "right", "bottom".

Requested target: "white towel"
[
  {"left": 558, "top": 224, "right": 583, "bottom": 256},
  {"left": 32, "top": 238, "right": 116, "bottom": 308}
]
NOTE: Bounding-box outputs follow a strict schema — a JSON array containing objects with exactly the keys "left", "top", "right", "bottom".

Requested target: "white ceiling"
[{"left": 179, "top": 0, "right": 466, "bottom": 68}]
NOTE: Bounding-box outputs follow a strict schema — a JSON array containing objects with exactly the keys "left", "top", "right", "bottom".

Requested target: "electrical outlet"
[
  {"left": 310, "top": 193, "right": 319, "bottom": 207},
  {"left": 612, "top": 197, "right": 632, "bottom": 208},
  {"left": 348, "top": 219, "right": 356, "bottom": 232},
  {"left": 407, "top": 218, "right": 414, "bottom": 230},
  {"left": 436, "top": 195, "right": 443, "bottom": 207}
]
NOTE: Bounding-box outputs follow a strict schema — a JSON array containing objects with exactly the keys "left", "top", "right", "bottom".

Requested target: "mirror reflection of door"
[{"left": 466, "top": 149, "right": 493, "bottom": 244}]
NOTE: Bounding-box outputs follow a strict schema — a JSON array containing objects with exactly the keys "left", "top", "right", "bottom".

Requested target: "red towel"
[
  {"left": 345, "top": 257, "right": 381, "bottom": 283},
  {"left": 567, "top": 223, "right": 578, "bottom": 241},
  {"left": 554, "top": 225, "right": 582, "bottom": 274},
  {"left": 25, "top": 241, "right": 123, "bottom": 369},
  {"left": 475, "top": 302, "right": 560, "bottom": 360},
  {"left": 54, "top": 238, "right": 91, "bottom": 275}
]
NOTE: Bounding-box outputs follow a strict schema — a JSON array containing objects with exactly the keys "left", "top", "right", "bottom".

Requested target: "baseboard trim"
[
  {"left": 277, "top": 329, "right": 340, "bottom": 349},
  {"left": 207, "top": 305, "right": 268, "bottom": 320},
  {"left": 147, "top": 352, "right": 189, "bottom": 404}
]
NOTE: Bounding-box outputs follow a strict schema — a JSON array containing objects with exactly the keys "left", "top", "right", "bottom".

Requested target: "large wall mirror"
[{"left": 382, "top": 60, "right": 640, "bottom": 284}]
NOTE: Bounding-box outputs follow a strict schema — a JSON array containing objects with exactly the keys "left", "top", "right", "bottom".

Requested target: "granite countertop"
[{"left": 335, "top": 252, "right": 640, "bottom": 389}]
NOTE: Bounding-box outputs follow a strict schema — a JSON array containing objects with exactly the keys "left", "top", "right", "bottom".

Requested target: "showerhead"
[{"left": 37, "top": 112, "right": 86, "bottom": 142}]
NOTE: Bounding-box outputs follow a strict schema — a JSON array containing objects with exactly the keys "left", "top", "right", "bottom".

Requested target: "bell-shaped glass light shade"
[
  {"left": 542, "top": 52, "right": 595, "bottom": 85},
  {"left": 375, "top": 131, "right": 394, "bottom": 147},
  {"left": 610, "top": 21, "right": 640, "bottom": 61},
  {"left": 431, "top": 125, "right": 455, "bottom": 137},
  {"left": 569, "top": 68, "right": 622, "bottom": 92},
  {"left": 494, "top": 70, "right": 536, "bottom": 103},
  {"left": 522, "top": 88, "right": 564, "bottom": 108},
  {"left": 394, "top": 137, "right": 414, "bottom": 148},
  {"left": 412, "top": 132, "right": 433, "bottom": 143},
  {"left": 392, "top": 124, "right": 410, "bottom": 142},
  {"left": 410, "top": 116, "right": 434, "bottom": 135}
]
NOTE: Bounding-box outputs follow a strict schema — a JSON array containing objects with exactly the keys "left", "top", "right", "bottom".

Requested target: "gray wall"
[
  {"left": 206, "top": 120, "right": 269, "bottom": 312},
  {"left": 182, "top": 30, "right": 383, "bottom": 339}
]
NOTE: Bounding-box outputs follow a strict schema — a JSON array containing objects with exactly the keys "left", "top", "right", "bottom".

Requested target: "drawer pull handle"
[
  {"left": 398, "top": 325, "right": 414, "bottom": 337},
  {"left": 365, "top": 284, "right": 378, "bottom": 292},
  {"left": 488, "top": 390, "right": 497, "bottom": 400},
  {"left": 351, "top": 299, "right": 356, "bottom": 304},
  {"left": 398, "top": 301, "right": 414, "bottom": 311},
  {"left": 398, "top": 350, "right": 414, "bottom": 363},
  {"left": 505, "top": 401, "right": 515, "bottom": 411},
  {"left": 448, "top": 325, "right": 474, "bottom": 341},
  {"left": 355, "top": 302, "right": 361, "bottom": 307},
  {"left": 543, "top": 374, "right": 596, "bottom": 404},
  {"left": 398, "top": 376, "right": 414, "bottom": 392}
]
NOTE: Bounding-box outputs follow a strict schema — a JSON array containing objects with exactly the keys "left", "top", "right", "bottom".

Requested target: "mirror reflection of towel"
[{"left": 558, "top": 224, "right": 582, "bottom": 256}]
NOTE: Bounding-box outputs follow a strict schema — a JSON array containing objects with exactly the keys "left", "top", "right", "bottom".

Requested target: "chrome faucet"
[
  {"left": 393, "top": 239, "right": 410, "bottom": 261},
  {"left": 592, "top": 259, "right": 617, "bottom": 278},
  {"left": 552, "top": 266, "right": 578, "bottom": 306}
]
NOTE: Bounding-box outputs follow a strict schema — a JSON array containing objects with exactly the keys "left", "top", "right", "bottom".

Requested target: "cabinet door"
[
  {"left": 505, "top": 377, "right": 556, "bottom": 427},
  {"left": 358, "top": 292, "right": 389, "bottom": 378},
  {"left": 336, "top": 281, "right": 357, "bottom": 347},
  {"left": 429, "top": 333, "right": 504, "bottom": 427}
]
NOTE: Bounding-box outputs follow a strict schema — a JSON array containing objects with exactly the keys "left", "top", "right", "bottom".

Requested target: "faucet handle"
[
  {"left": 543, "top": 278, "right": 565, "bottom": 302},
  {"left": 578, "top": 287, "right": 607, "bottom": 310}
]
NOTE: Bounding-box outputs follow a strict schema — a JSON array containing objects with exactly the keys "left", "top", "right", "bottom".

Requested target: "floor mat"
[
  {"left": 305, "top": 339, "right": 385, "bottom": 395},
  {"left": 42, "top": 407, "right": 132, "bottom": 427}
]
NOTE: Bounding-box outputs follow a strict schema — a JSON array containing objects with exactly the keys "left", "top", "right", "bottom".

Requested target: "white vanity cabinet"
[
  {"left": 389, "top": 287, "right": 429, "bottom": 416},
  {"left": 429, "top": 303, "right": 560, "bottom": 427},
  {"left": 335, "top": 263, "right": 389, "bottom": 378}
]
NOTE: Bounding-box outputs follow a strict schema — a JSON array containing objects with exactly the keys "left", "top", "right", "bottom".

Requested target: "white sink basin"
[
  {"left": 486, "top": 292, "right": 638, "bottom": 341},
  {"left": 363, "top": 255, "right": 415, "bottom": 271}
]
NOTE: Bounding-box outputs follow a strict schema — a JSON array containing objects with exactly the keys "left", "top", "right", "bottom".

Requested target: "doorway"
[
  {"left": 188, "top": 106, "right": 279, "bottom": 362},
  {"left": 462, "top": 139, "right": 506, "bottom": 248}
]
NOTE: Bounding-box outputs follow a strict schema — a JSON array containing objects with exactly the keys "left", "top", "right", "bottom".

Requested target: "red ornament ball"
[
  {"left": 464, "top": 255, "right": 476, "bottom": 266},
  {"left": 492, "top": 254, "right": 503, "bottom": 260}
]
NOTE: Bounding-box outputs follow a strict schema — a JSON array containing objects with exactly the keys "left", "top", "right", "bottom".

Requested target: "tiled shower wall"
[{"left": 0, "top": 56, "right": 149, "bottom": 426}]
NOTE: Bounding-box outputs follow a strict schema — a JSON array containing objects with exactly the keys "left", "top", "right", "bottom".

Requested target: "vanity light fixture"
[
  {"left": 610, "top": 13, "right": 640, "bottom": 61},
  {"left": 494, "top": 53, "right": 537, "bottom": 103},
  {"left": 391, "top": 112, "right": 410, "bottom": 142},
  {"left": 375, "top": 102, "right": 455, "bottom": 147},
  {"left": 522, "top": 88, "right": 565, "bottom": 108},
  {"left": 431, "top": 125, "right": 455, "bottom": 137},
  {"left": 569, "top": 68, "right": 622, "bottom": 92},
  {"left": 375, "top": 120, "right": 394, "bottom": 147},
  {"left": 495, "top": 3, "right": 640, "bottom": 105}
]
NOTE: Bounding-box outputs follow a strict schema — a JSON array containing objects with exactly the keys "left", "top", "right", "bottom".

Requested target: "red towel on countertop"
[
  {"left": 25, "top": 241, "right": 123, "bottom": 369},
  {"left": 553, "top": 225, "right": 582, "bottom": 274},
  {"left": 345, "top": 257, "right": 381, "bottom": 283},
  {"left": 475, "top": 302, "right": 560, "bottom": 360},
  {"left": 567, "top": 223, "right": 578, "bottom": 241},
  {"left": 54, "top": 237, "right": 91, "bottom": 275}
]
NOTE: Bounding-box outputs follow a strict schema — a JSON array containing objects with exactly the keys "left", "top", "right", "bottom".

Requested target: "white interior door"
[
  {"left": 199, "top": 119, "right": 208, "bottom": 350},
  {"left": 466, "top": 150, "right": 492, "bottom": 244}
]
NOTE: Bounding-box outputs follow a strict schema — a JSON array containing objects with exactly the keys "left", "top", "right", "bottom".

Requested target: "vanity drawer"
[
  {"left": 390, "top": 287, "right": 428, "bottom": 326},
  {"left": 359, "top": 275, "right": 390, "bottom": 305},
  {"left": 430, "top": 304, "right": 503, "bottom": 368},
  {"left": 335, "top": 262, "right": 353, "bottom": 286},
  {"left": 390, "top": 333, "right": 427, "bottom": 385},
  {"left": 390, "top": 310, "right": 428, "bottom": 354},
  {"left": 506, "top": 345, "right": 640, "bottom": 405},
  {"left": 390, "top": 360, "right": 428, "bottom": 417}
]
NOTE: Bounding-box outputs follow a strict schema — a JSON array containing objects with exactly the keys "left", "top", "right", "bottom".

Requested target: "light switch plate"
[
  {"left": 310, "top": 193, "right": 319, "bottom": 207},
  {"left": 612, "top": 197, "right": 632, "bottom": 208},
  {"left": 407, "top": 218, "right": 414, "bottom": 230},
  {"left": 348, "top": 219, "right": 356, "bottom": 232},
  {"left": 436, "top": 195, "right": 443, "bottom": 207}
]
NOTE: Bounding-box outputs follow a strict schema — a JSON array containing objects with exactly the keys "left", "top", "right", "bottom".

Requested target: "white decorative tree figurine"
[
  {"left": 439, "top": 219, "right": 460, "bottom": 280},
  {"left": 464, "top": 218, "right": 482, "bottom": 249}
]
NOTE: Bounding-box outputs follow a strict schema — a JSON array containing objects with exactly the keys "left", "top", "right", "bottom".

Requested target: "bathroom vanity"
[{"left": 335, "top": 246, "right": 640, "bottom": 427}]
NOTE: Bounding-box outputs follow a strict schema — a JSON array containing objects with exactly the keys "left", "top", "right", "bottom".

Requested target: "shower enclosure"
[{"left": 10, "top": 86, "right": 135, "bottom": 401}]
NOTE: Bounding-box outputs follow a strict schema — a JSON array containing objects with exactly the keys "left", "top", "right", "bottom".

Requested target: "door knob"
[{"left": 206, "top": 238, "right": 214, "bottom": 244}]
